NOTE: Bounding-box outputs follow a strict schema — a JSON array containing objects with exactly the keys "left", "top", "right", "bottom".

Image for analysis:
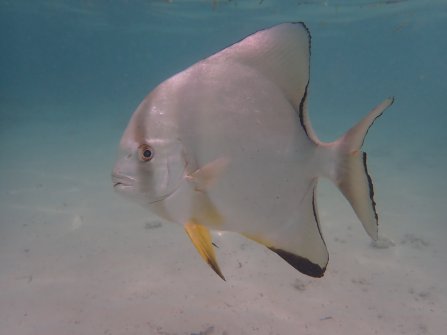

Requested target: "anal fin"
[
  {"left": 268, "top": 247, "right": 325, "bottom": 278},
  {"left": 243, "top": 181, "right": 328, "bottom": 278}
]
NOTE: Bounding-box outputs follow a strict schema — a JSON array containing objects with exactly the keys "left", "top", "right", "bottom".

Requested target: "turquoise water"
[{"left": 1, "top": 1, "right": 446, "bottom": 334}]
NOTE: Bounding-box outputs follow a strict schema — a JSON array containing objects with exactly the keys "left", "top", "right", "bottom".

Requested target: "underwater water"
[{"left": 1, "top": 0, "right": 446, "bottom": 334}]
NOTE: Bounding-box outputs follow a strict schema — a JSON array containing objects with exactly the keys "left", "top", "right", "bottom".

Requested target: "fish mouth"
[
  {"left": 111, "top": 172, "right": 179, "bottom": 205},
  {"left": 111, "top": 174, "right": 136, "bottom": 189}
]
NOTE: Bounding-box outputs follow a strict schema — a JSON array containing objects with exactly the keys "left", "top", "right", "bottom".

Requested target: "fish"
[{"left": 112, "top": 22, "right": 394, "bottom": 281}]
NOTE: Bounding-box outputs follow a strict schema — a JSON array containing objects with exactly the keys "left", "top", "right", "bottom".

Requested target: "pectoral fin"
[
  {"left": 184, "top": 221, "right": 225, "bottom": 281},
  {"left": 186, "top": 157, "right": 229, "bottom": 192}
]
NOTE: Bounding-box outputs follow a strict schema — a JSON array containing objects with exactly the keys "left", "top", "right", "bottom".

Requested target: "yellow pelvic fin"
[
  {"left": 186, "top": 157, "right": 229, "bottom": 192},
  {"left": 184, "top": 221, "right": 225, "bottom": 281},
  {"left": 192, "top": 192, "right": 224, "bottom": 228}
]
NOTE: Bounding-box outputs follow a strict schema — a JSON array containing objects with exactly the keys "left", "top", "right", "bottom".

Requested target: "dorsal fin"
[
  {"left": 212, "top": 23, "right": 309, "bottom": 109},
  {"left": 209, "top": 22, "right": 318, "bottom": 142}
]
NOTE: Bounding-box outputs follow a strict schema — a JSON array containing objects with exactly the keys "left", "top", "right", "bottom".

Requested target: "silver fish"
[{"left": 112, "top": 22, "right": 394, "bottom": 280}]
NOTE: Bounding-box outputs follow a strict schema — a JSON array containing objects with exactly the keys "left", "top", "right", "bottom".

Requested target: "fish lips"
[
  {"left": 112, "top": 174, "right": 135, "bottom": 190},
  {"left": 111, "top": 173, "right": 176, "bottom": 205}
]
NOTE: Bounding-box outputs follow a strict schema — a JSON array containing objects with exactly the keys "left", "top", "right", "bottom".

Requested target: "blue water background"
[{"left": 2, "top": 0, "right": 446, "bottom": 236}]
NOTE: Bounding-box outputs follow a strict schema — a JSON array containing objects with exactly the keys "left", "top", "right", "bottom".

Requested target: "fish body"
[{"left": 112, "top": 23, "right": 393, "bottom": 280}]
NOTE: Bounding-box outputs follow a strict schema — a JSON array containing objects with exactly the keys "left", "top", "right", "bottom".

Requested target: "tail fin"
[{"left": 330, "top": 97, "right": 394, "bottom": 240}]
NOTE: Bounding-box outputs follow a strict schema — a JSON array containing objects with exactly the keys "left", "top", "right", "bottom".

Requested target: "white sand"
[{"left": 0, "top": 101, "right": 445, "bottom": 335}]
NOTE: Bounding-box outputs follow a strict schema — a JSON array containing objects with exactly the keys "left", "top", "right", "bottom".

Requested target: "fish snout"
[{"left": 111, "top": 172, "right": 136, "bottom": 189}]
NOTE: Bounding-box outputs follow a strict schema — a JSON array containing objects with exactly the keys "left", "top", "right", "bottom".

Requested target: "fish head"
[{"left": 111, "top": 101, "right": 186, "bottom": 206}]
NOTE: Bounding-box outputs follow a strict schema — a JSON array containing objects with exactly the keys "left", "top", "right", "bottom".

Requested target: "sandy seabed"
[{"left": 0, "top": 102, "right": 446, "bottom": 335}]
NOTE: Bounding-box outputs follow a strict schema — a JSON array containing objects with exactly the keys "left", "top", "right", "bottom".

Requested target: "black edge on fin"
[
  {"left": 363, "top": 152, "right": 378, "bottom": 222},
  {"left": 298, "top": 83, "right": 311, "bottom": 137},
  {"left": 360, "top": 97, "right": 394, "bottom": 148},
  {"left": 297, "top": 22, "right": 312, "bottom": 139},
  {"left": 268, "top": 247, "right": 326, "bottom": 278},
  {"left": 268, "top": 182, "right": 328, "bottom": 278},
  {"left": 312, "top": 182, "right": 325, "bottom": 246}
]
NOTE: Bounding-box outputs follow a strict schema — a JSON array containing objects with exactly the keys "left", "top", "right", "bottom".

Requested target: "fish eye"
[{"left": 138, "top": 144, "right": 154, "bottom": 162}]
